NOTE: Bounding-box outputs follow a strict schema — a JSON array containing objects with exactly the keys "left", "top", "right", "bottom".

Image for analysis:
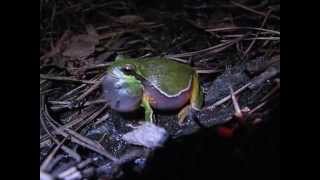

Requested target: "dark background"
[{"left": 120, "top": 100, "right": 280, "bottom": 180}]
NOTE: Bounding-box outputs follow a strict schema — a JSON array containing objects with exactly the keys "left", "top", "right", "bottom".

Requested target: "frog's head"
[{"left": 103, "top": 57, "right": 143, "bottom": 112}]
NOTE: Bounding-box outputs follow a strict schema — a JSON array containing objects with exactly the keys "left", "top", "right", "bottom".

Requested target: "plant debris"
[
  {"left": 40, "top": 0, "right": 280, "bottom": 179},
  {"left": 122, "top": 122, "right": 169, "bottom": 149}
]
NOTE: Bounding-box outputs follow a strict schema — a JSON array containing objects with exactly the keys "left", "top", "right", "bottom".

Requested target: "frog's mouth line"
[
  {"left": 109, "top": 67, "right": 192, "bottom": 98},
  {"left": 128, "top": 70, "right": 192, "bottom": 98}
]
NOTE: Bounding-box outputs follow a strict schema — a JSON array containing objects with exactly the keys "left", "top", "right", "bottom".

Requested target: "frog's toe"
[
  {"left": 179, "top": 107, "right": 200, "bottom": 126},
  {"left": 178, "top": 105, "right": 191, "bottom": 126},
  {"left": 147, "top": 113, "right": 156, "bottom": 124}
]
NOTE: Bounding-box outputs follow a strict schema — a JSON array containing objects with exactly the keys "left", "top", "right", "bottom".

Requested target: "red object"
[{"left": 217, "top": 127, "right": 234, "bottom": 139}]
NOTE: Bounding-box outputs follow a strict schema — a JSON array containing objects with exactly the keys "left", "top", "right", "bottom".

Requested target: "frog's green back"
[
  {"left": 136, "top": 57, "right": 194, "bottom": 96},
  {"left": 110, "top": 56, "right": 194, "bottom": 96}
]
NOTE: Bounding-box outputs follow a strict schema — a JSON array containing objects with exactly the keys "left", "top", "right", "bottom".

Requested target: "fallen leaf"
[
  {"left": 62, "top": 34, "right": 99, "bottom": 60},
  {"left": 117, "top": 15, "right": 144, "bottom": 25}
]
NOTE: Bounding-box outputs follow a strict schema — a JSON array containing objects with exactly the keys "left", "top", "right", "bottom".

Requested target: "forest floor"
[{"left": 40, "top": 0, "right": 280, "bottom": 179}]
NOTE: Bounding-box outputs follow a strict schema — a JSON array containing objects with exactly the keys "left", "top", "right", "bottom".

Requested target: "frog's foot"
[
  {"left": 142, "top": 96, "right": 155, "bottom": 123},
  {"left": 178, "top": 105, "right": 191, "bottom": 126}
]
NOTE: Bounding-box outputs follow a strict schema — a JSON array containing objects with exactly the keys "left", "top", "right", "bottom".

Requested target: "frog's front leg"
[
  {"left": 178, "top": 105, "right": 191, "bottom": 125},
  {"left": 178, "top": 73, "right": 204, "bottom": 125},
  {"left": 142, "top": 95, "right": 155, "bottom": 123},
  {"left": 190, "top": 73, "right": 204, "bottom": 111}
]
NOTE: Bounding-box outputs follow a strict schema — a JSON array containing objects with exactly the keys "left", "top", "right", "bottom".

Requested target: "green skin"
[{"left": 103, "top": 56, "right": 204, "bottom": 124}]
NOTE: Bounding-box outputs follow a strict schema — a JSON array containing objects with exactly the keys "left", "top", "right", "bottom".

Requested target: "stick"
[
  {"left": 40, "top": 74, "right": 95, "bottom": 84},
  {"left": 168, "top": 35, "right": 246, "bottom": 58},
  {"left": 205, "top": 82, "right": 252, "bottom": 110},
  {"left": 206, "top": 26, "right": 280, "bottom": 35},
  {"left": 76, "top": 76, "right": 104, "bottom": 101},
  {"left": 244, "top": 9, "right": 272, "bottom": 56},
  {"left": 230, "top": 1, "right": 280, "bottom": 20}
]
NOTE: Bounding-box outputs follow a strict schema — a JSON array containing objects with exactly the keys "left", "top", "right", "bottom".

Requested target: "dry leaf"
[
  {"left": 62, "top": 34, "right": 99, "bottom": 60},
  {"left": 117, "top": 15, "right": 144, "bottom": 25}
]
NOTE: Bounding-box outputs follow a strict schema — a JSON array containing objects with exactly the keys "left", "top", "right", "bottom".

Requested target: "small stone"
[{"left": 122, "top": 122, "right": 169, "bottom": 149}]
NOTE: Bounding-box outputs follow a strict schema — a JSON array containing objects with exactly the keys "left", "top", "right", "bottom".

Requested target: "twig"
[
  {"left": 40, "top": 171, "right": 54, "bottom": 180},
  {"left": 196, "top": 69, "right": 222, "bottom": 74},
  {"left": 49, "top": 99, "right": 107, "bottom": 111},
  {"left": 40, "top": 74, "right": 95, "bottom": 84},
  {"left": 41, "top": 104, "right": 108, "bottom": 144},
  {"left": 168, "top": 35, "right": 246, "bottom": 58},
  {"left": 249, "top": 64, "right": 279, "bottom": 89},
  {"left": 76, "top": 76, "right": 104, "bottom": 101},
  {"left": 40, "top": 139, "right": 66, "bottom": 171},
  {"left": 73, "top": 104, "right": 109, "bottom": 131},
  {"left": 260, "top": 78, "right": 280, "bottom": 102},
  {"left": 242, "top": 37, "right": 280, "bottom": 41},
  {"left": 206, "top": 26, "right": 280, "bottom": 35},
  {"left": 229, "top": 85, "right": 242, "bottom": 118},
  {"left": 49, "top": 99, "right": 107, "bottom": 106},
  {"left": 165, "top": 56, "right": 189, "bottom": 63},
  {"left": 75, "top": 62, "right": 112, "bottom": 72},
  {"left": 44, "top": 106, "right": 118, "bottom": 162},
  {"left": 58, "top": 167, "right": 81, "bottom": 180},
  {"left": 57, "top": 159, "right": 94, "bottom": 179},
  {"left": 249, "top": 101, "right": 267, "bottom": 115},
  {"left": 222, "top": 34, "right": 246, "bottom": 38},
  {"left": 58, "top": 84, "right": 87, "bottom": 101},
  {"left": 221, "top": 37, "right": 280, "bottom": 43},
  {"left": 40, "top": 88, "right": 60, "bottom": 95},
  {"left": 169, "top": 40, "right": 233, "bottom": 58},
  {"left": 93, "top": 113, "right": 110, "bottom": 127},
  {"left": 98, "top": 24, "right": 164, "bottom": 40},
  {"left": 41, "top": 96, "right": 81, "bottom": 168},
  {"left": 45, "top": 155, "right": 65, "bottom": 172},
  {"left": 230, "top": 1, "right": 280, "bottom": 20},
  {"left": 42, "top": 96, "right": 117, "bottom": 162},
  {"left": 244, "top": 9, "right": 272, "bottom": 56},
  {"left": 205, "top": 82, "right": 252, "bottom": 110},
  {"left": 66, "top": 128, "right": 118, "bottom": 161},
  {"left": 117, "top": 149, "right": 149, "bottom": 164}
]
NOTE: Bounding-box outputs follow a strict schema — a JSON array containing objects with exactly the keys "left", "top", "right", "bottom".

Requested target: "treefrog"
[{"left": 102, "top": 56, "right": 203, "bottom": 125}]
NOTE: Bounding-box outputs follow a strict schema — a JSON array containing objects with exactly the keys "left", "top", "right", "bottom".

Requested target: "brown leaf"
[
  {"left": 86, "top": 24, "right": 99, "bottom": 37},
  {"left": 62, "top": 34, "right": 99, "bottom": 60},
  {"left": 117, "top": 15, "right": 144, "bottom": 25},
  {"left": 40, "top": 30, "right": 71, "bottom": 62}
]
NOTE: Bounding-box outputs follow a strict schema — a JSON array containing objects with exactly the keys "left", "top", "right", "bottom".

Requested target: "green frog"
[{"left": 102, "top": 56, "right": 204, "bottom": 125}]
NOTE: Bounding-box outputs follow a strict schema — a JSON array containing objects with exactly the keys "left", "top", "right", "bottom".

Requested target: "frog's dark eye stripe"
[
  {"left": 131, "top": 71, "right": 146, "bottom": 81},
  {"left": 121, "top": 68, "right": 134, "bottom": 75}
]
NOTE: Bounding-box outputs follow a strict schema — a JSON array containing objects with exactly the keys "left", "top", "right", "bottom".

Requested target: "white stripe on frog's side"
[
  {"left": 192, "top": 105, "right": 201, "bottom": 111},
  {"left": 149, "top": 75, "right": 193, "bottom": 98},
  {"left": 111, "top": 67, "right": 193, "bottom": 98}
]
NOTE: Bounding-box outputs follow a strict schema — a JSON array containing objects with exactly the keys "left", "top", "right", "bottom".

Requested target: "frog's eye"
[{"left": 121, "top": 64, "right": 136, "bottom": 74}]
